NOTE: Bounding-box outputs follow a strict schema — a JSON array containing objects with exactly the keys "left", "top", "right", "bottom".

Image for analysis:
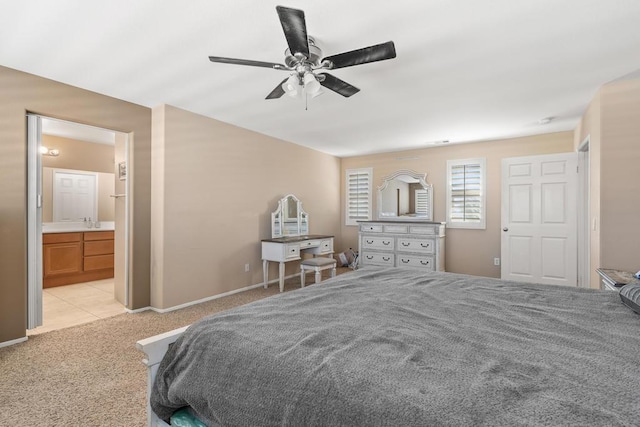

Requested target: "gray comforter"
[{"left": 151, "top": 268, "right": 640, "bottom": 426}]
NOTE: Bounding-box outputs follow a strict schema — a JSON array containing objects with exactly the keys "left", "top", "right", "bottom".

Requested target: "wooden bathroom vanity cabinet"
[{"left": 43, "top": 230, "right": 114, "bottom": 287}]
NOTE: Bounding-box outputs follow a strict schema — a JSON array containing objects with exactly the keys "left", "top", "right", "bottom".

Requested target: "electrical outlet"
[
  {"left": 244, "top": 263, "right": 250, "bottom": 272},
  {"left": 494, "top": 258, "right": 500, "bottom": 266}
]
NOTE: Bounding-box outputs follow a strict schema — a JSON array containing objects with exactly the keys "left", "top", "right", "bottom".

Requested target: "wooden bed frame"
[{"left": 136, "top": 326, "right": 189, "bottom": 427}]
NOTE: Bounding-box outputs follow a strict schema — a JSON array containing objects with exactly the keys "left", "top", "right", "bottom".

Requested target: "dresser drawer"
[
  {"left": 409, "top": 225, "right": 436, "bottom": 235},
  {"left": 43, "top": 232, "right": 82, "bottom": 244},
  {"left": 384, "top": 224, "right": 408, "bottom": 234},
  {"left": 362, "top": 252, "right": 395, "bottom": 266},
  {"left": 285, "top": 244, "right": 300, "bottom": 260},
  {"left": 84, "top": 240, "right": 114, "bottom": 256},
  {"left": 84, "top": 230, "right": 115, "bottom": 241},
  {"left": 362, "top": 236, "right": 395, "bottom": 250},
  {"left": 397, "top": 254, "right": 435, "bottom": 270},
  {"left": 360, "top": 224, "right": 383, "bottom": 233},
  {"left": 318, "top": 239, "right": 333, "bottom": 253},
  {"left": 397, "top": 238, "right": 435, "bottom": 254},
  {"left": 84, "top": 254, "right": 114, "bottom": 271},
  {"left": 298, "top": 239, "right": 318, "bottom": 249}
]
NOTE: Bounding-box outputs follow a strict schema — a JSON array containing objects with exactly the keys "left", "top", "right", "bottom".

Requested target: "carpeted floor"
[{"left": 0, "top": 268, "right": 352, "bottom": 426}]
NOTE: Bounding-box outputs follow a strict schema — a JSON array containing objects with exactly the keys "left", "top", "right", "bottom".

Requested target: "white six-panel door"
[
  {"left": 53, "top": 170, "right": 97, "bottom": 222},
  {"left": 501, "top": 153, "right": 577, "bottom": 286}
]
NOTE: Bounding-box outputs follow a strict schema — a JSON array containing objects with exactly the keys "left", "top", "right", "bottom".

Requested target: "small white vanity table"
[{"left": 262, "top": 194, "right": 334, "bottom": 292}]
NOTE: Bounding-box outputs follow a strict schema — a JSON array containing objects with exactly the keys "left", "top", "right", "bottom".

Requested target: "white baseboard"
[
  {"left": 0, "top": 336, "right": 28, "bottom": 348},
  {"left": 127, "top": 275, "right": 299, "bottom": 314}
]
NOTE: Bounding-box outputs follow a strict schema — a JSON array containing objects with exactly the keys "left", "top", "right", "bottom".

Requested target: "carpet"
[{"left": 0, "top": 269, "right": 351, "bottom": 426}]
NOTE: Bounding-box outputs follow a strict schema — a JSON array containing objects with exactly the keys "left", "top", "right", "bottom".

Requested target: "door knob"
[{"left": 503, "top": 227, "right": 509, "bottom": 232}]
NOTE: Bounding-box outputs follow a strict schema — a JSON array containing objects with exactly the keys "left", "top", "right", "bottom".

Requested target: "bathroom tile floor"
[{"left": 28, "top": 278, "right": 124, "bottom": 335}]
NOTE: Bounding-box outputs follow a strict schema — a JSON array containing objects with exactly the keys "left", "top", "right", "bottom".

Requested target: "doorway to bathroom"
[{"left": 26, "top": 114, "right": 131, "bottom": 333}]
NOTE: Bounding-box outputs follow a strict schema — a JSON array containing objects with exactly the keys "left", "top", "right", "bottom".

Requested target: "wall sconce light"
[{"left": 40, "top": 146, "right": 60, "bottom": 156}]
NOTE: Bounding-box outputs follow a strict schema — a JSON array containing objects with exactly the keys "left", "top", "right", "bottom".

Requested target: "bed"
[{"left": 137, "top": 267, "right": 640, "bottom": 426}]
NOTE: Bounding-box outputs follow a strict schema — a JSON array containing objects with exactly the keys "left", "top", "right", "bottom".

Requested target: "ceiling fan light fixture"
[
  {"left": 309, "top": 88, "right": 324, "bottom": 98},
  {"left": 303, "top": 72, "right": 321, "bottom": 95},
  {"left": 282, "top": 74, "right": 302, "bottom": 98}
]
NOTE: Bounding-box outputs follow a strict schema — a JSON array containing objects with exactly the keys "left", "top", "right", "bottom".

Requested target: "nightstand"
[{"left": 596, "top": 268, "right": 640, "bottom": 291}]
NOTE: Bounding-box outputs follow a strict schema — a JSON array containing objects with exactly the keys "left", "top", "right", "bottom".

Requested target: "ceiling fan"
[{"left": 208, "top": 5, "right": 396, "bottom": 99}]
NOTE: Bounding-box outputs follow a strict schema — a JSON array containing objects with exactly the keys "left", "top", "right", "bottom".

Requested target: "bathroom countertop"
[{"left": 42, "top": 222, "right": 115, "bottom": 233}]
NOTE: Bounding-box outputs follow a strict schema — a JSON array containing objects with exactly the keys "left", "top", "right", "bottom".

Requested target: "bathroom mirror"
[
  {"left": 377, "top": 170, "right": 433, "bottom": 221},
  {"left": 43, "top": 167, "right": 115, "bottom": 223},
  {"left": 272, "top": 194, "right": 309, "bottom": 238}
]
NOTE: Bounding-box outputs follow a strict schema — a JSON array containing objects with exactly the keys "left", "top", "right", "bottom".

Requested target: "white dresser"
[{"left": 358, "top": 221, "right": 445, "bottom": 271}]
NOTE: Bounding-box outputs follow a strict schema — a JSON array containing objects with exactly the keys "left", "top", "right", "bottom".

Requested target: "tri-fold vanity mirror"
[
  {"left": 271, "top": 194, "right": 309, "bottom": 238},
  {"left": 377, "top": 169, "right": 433, "bottom": 221}
]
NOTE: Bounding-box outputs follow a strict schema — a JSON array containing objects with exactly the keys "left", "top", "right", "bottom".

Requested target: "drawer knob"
[
  {"left": 402, "top": 242, "right": 410, "bottom": 247},
  {"left": 421, "top": 243, "right": 430, "bottom": 248},
  {"left": 420, "top": 260, "right": 429, "bottom": 265},
  {"left": 383, "top": 241, "right": 390, "bottom": 245},
  {"left": 366, "top": 239, "right": 373, "bottom": 244},
  {"left": 383, "top": 257, "right": 390, "bottom": 261},
  {"left": 401, "top": 259, "right": 409, "bottom": 263}
]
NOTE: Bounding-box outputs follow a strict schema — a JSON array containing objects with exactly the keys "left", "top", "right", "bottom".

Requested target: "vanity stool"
[{"left": 300, "top": 257, "right": 337, "bottom": 287}]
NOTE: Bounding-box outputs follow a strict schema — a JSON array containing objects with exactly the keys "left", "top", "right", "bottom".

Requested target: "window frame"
[
  {"left": 345, "top": 167, "right": 373, "bottom": 226},
  {"left": 446, "top": 157, "right": 486, "bottom": 230}
]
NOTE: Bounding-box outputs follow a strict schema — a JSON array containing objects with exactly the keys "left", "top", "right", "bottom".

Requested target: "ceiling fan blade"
[
  {"left": 208, "top": 56, "right": 287, "bottom": 70},
  {"left": 319, "top": 73, "right": 360, "bottom": 97},
  {"left": 322, "top": 41, "right": 396, "bottom": 69},
  {"left": 266, "top": 78, "right": 288, "bottom": 99},
  {"left": 276, "top": 6, "right": 309, "bottom": 57}
]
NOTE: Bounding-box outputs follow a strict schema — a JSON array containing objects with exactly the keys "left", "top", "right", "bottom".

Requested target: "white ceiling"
[{"left": 3, "top": 0, "right": 640, "bottom": 157}]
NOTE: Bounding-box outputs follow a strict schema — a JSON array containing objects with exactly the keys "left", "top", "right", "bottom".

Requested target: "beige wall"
[
  {"left": 151, "top": 105, "right": 341, "bottom": 309},
  {"left": 574, "top": 91, "right": 601, "bottom": 288},
  {"left": 0, "top": 65, "right": 152, "bottom": 344},
  {"left": 41, "top": 134, "right": 114, "bottom": 173},
  {"left": 599, "top": 79, "right": 640, "bottom": 272},
  {"left": 573, "top": 77, "right": 640, "bottom": 287},
  {"left": 341, "top": 132, "right": 575, "bottom": 278}
]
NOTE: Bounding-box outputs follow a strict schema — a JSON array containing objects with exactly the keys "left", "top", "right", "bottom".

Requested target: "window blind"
[
  {"left": 415, "top": 189, "right": 430, "bottom": 215},
  {"left": 346, "top": 168, "right": 372, "bottom": 225},
  {"left": 450, "top": 163, "right": 482, "bottom": 223}
]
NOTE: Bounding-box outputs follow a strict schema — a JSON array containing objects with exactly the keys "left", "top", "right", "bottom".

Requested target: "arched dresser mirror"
[{"left": 377, "top": 170, "right": 433, "bottom": 221}]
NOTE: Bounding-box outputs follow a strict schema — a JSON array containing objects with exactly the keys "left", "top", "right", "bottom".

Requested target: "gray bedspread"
[{"left": 151, "top": 268, "right": 640, "bottom": 426}]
